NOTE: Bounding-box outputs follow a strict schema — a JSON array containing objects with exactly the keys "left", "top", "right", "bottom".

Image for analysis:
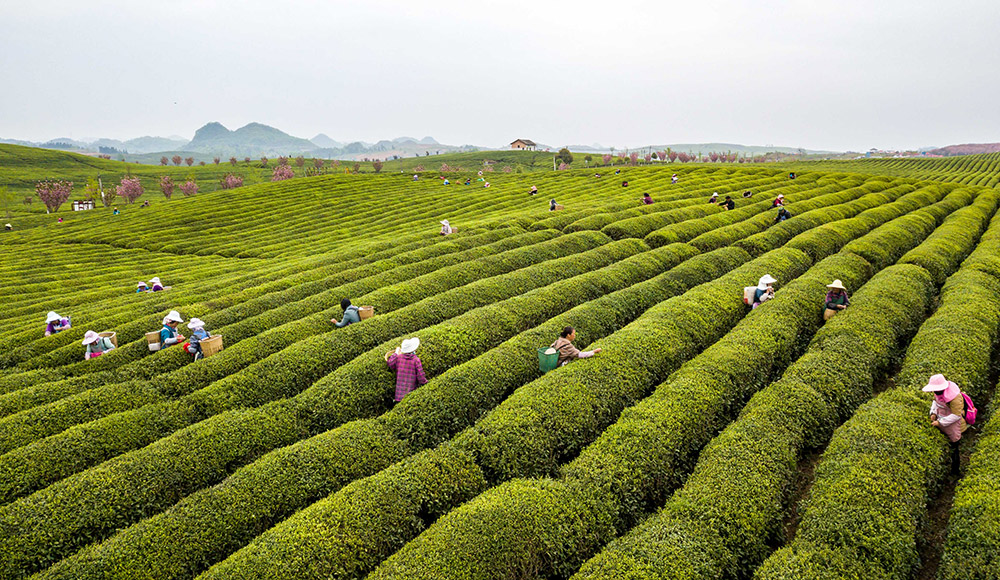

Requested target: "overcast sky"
[{"left": 2, "top": 0, "right": 998, "bottom": 151}]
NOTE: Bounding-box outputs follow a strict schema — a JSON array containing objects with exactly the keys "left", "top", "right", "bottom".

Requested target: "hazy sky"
[{"left": 2, "top": 0, "right": 998, "bottom": 151}]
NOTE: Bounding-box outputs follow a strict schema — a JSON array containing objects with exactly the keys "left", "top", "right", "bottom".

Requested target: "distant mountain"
[
  {"left": 124, "top": 136, "right": 189, "bottom": 154},
  {"left": 560, "top": 143, "right": 837, "bottom": 155},
  {"left": 184, "top": 122, "right": 318, "bottom": 156},
  {"left": 310, "top": 133, "right": 342, "bottom": 149},
  {"left": 928, "top": 143, "right": 1000, "bottom": 156},
  {"left": 419, "top": 136, "right": 439, "bottom": 145}
]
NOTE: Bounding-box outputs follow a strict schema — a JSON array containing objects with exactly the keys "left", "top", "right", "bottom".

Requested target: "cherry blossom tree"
[
  {"left": 179, "top": 180, "right": 198, "bottom": 197},
  {"left": 313, "top": 158, "right": 325, "bottom": 172},
  {"left": 271, "top": 164, "right": 294, "bottom": 181},
  {"left": 229, "top": 157, "right": 238, "bottom": 166},
  {"left": 602, "top": 154, "right": 612, "bottom": 165},
  {"left": 645, "top": 153, "right": 653, "bottom": 163},
  {"left": 159, "top": 175, "right": 175, "bottom": 199},
  {"left": 118, "top": 177, "right": 144, "bottom": 204},
  {"left": 244, "top": 157, "right": 251, "bottom": 165},
  {"left": 171, "top": 155, "right": 182, "bottom": 166},
  {"left": 709, "top": 152, "right": 720, "bottom": 162},
  {"left": 260, "top": 157, "right": 269, "bottom": 168},
  {"left": 630, "top": 152, "right": 639, "bottom": 165},
  {"left": 213, "top": 157, "right": 221, "bottom": 165},
  {"left": 558, "top": 162, "right": 569, "bottom": 170},
  {"left": 220, "top": 173, "right": 244, "bottom": 189},
  {"left": 295, "top": 156, "right": 305, "bottom": 169},
  {"left": 372, "top": 159, "right": 384, "bottom": 173},
  {"left": 160, "top": 156, "right": 168, "bottom": 166},
  {"left": 184, "top": 157, "right": 194, "bottom": 167},
  {"left": 668, "top": 150, "right": 678, "bottom": 162},
  {"left": 277, "top": 156, "right": 289, "bottom": 166},
  {"left": 35, "top": 180, "right": 73, "bottom": 213}
]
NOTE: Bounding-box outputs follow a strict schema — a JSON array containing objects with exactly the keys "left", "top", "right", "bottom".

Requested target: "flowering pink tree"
[
  {"left": 213, "top": 157, "right": 220, "bottom": 165},
  {"left": 160, "top": 156, "right": 168, "bottom": 166},
  {"left": 295, "top": 156, "right": 305, "bottom": 169},
  {"left": 644, "top": 153, "right": 653, "bottom": 163},
  {"left": 179, "top": 179, "right": 198, "bottom": 197},
  {"left": 159, "top": 175, "right": 175, "bottom": 199},
  {"left": 172, "top": 155, "right": 182, "bottom": 166},
  {"left": 35, "top": 180, "right": 73, "bottom": 213},
  {"left": 372, "top": 159, "right": 384, "bottom": 173},
  {"left": 709, "top": 152, "right": 720, "bottom": 162},
  {"left": 668, "top": 151, "right": 678, "bottom": 162},
  {"left": 677, "top": 152, "right": 691, "bottom": 163},
  {"left": 260, "top": 157, "right": 269, "bottom": 168},
  {"left": 313, "top": 158, "right": 325, "bottom": 172},
  {"left": 630, "top": 152, "right": 639, "bottom": 165},
  {"left": 229, "top": 157, "right": 238, "bottom": 166},
  {"left": 220, "top": 173, "right": 244, "bottom": 189},
  {"left": 558, "top": 162, "right": 569, "bottom": 170},
  {"left": 271, "top": 164, "right": 295, "bottom": 181},
  {"left": 244, "top": 157, "right": 251, "bottom": 165},
  {"left": 277, "top": 156, "right": 289, "bottom": 166},
  {"left": 184, "top": 157, "right": 194, "bottom": 167},
  {"left": 602, "top": 154, "right": 612, "bottom": 165},
  {"left": 118, "top": 176, "right": 144, "bottom": 204}
]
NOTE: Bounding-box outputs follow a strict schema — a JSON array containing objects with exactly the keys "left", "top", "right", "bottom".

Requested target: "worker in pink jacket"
[{"left": 924, "top": 374, "right": 971, "bottom": 475}]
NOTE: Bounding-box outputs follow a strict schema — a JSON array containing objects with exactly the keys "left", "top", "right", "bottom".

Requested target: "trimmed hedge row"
[
  {"left": 40, "top": 245, "right": 744, "bottom": 580},
  {"left": 754, "top": 205, "right": 1000, "bottom": 579},
  {"left": 898, "top": 189, "right": 1000, "bottom": 283},
  {"left": 0, "top": 237, "right": 653, "bottom": 576},
  {"left": 574, "top": 264, "right": 935, "bottom": 580}
]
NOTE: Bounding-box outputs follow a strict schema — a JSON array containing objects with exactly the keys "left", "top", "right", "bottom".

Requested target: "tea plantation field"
[{"left": 1, "top": 150, "right": 999, "bottom": 580}]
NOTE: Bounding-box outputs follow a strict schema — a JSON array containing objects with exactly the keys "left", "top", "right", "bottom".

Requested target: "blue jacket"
[
  {"left": 160, "top": 324, "right": 181, "bottom": 347},
  {"left": 335, "top": 305, "right": 361, "bottom": 328}
]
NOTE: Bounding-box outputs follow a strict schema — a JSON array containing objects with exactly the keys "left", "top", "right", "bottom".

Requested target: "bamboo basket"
[
  {"left": 554, "top": 204, "right": 564, "bottom": 211},
  {"left": 145, "top": 331, "right": 161, "bottom": 352},
  {"left": 200, "top": 335, "right": 223, "bottom": 358},
  {"left": 98, "top": 331, "right": 118, "bottom": 347},
  {"left": 358, "top": 306, "right": 375, "bottom": 320}
]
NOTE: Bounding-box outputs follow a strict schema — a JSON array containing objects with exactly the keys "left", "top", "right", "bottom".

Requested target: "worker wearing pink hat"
[{"left": 924, "top": 373, "right": 973, "bottom": 474}]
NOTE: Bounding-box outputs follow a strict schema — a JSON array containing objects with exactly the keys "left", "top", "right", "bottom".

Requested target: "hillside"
[
  {"left": 2, "top": 154, "right": 1000, "bottom": 579},
  {"left": 182, "top": 122, "right": 319, "bottom": 156},
  {"left": 929, "top": 142, "right": 1000, "bottom": 156}
]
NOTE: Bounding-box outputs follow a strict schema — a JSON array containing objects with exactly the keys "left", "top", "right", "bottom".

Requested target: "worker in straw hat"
[
  {"left": 772, "top": 194, "right": 785, "bottom": 207},
  {"left": 439, "top": 220, "right": 453, "bottom": 236},
  {"left": 45, "top": 311, "right": 71, "bottom": 336},
  {"left": 82, "top": 330, "right": 115, "bottom": 359},
  {"left": 186, "top": 318, "right": 211, "bottom": 360},
  {"left": 150, "top": 277, "right": 165, "bottom": 292},
  {"left": 823, "top": 279, "right": 850, "bottom": 321},
  {"left": 137, "top": 281, "right": 149, "bottom": 293},
  {"left": 709, "top": 192, "right": 719, "bottom": 204},
  {"left": 752, "top": 274, "right": 777, "bottom": 308},
  {"left": 159, "top": 310, "right": 185, "bottom": 349},
  {"left": 924, "top": 373, "right": 973, "bottom": 474},
  {"left": 385, "top": 337, "right": 427, "bottom": 402}
]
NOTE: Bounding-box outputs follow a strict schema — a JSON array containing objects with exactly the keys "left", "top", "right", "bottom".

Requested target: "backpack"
[
  {"left": 743, "top": 286, "right": 757, "bottom": 305},
  {"left": 962, "top": 392, "right": 978, "bottom": 425}
]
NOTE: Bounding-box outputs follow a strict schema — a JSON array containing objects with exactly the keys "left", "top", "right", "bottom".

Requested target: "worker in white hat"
[
  {"left": 150, "top": 277, "right": 165, "bottom": 292},
  {"left": 159, "top": 310, "right": 185, "bottom": 349},
  {"left": 186, "top": 318, "right": 211, "bottom": 360},
  {"left": 82, "top": 330, "right": 115, "bottom": 359},
  {"left": 45, "top": 311, "right": 71, "bottom": 336},
  {"left": 752, "top": 274, "right": 777, "bottom": 309},
  {"left": 439, "top": 220, "right": 452, "bottom": 236},
  {"left": 385, "top": 337, "right": 427, "bottom": 402},
  {"left": 137, "top": 281, "right": 149, "bottom": 293},
  {"left": 709, "top": 192, "right": 719, "bottom": 204},
  {"left": 772, "top": 194, "right": 785, "bottom": 208},
  {"left": 823, "top": 279, "right": 850, "bottom": 321}
]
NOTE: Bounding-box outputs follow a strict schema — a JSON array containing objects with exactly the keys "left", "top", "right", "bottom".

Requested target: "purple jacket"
[{"left": 387, "top": 352, "right": 427, "bottom": 402}]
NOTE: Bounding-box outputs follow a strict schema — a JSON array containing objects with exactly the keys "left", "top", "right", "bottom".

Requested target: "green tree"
[{"left": 556, "top": 148, "right": 574, "bottom": 166}]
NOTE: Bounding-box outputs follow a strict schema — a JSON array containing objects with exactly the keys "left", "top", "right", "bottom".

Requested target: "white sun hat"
[
  {"left": 164, "top": 310, "right": 184, "bottom": 323},
  {"left": 81, "top": 330, "right": 101, "bottom": 345},
  {"left": 150, "top": 277, "right": 162, "bottom": 285},
  {"left": 757, "top": 274, "right": 777, "bottom": 289},
  {"left": 710, "top": 192, "right": 718, "bottom": 197},
  {"left": 440, "top": 220, "right": 450, "bottom": 226},
  {"left": 777, "top": 194, "right": 785, "bottom": 199},
  {"left": 137, "top": 281, "right": 147, "bottom": 288},
  {"left": 826, "top": 280, "right": 846, "bottom": 290},
  {"left": 46, "top": 311, "right": 61, "bottom": 324},
  {"left": 187, "top": 318, "right": 205, "bottom": 330},
  {"left": 400, "top": 337, "right": 421, "bottom": 354}
]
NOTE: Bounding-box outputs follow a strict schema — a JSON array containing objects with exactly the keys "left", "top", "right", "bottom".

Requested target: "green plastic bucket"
[{"left": 538, "top": 347, "right": 559, "bottom": 373}]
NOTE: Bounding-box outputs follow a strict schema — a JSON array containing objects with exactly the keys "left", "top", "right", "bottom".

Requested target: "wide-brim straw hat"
[
  {"left": 150, "top": 277, "right": 162, "bottom": 285},
  {"left": 759, "top": 274, "right": 777, "bottom": 286},
  {"left": 922, "top": 373, "right": 955, "bottom": 392},
  {"left": 46, "top": 311, "right": 61, "bottom": 323},
  {"left": 137, "top": 281, "right": 147, "bottom": 288},
  {"left": 440, "top": 220, "right": 450, "bottom": 226},
  {"left": 82, "top": 330, "right": 100, "bottom": 345},
  {"left": 400, "top": 337, "right": 420, "bottom": 354},
  {"left": 164, "top": 310, "right": 184, "bottom": 323},
  {"left": 710, "top": 192, "right": 718, "bottom": 197},
  {"left": 777, "top": 194, "right": 785, "bottom": 199},
  {"left": 188, "top": 318, "right": 205, "bottom": 330},
  {"left": 826, "top": 280, "right": 847, "bottom": 290}
]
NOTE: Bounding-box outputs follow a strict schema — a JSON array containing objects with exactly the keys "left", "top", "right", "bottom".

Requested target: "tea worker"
[
  {"left": 137, "top": 281, "right": 149, "bottom": 293},
  {"left": 186, "top": 318, "right": 211, "bottom": 360},
  {"left": 772, "top": 194, "right": 785, "bottom": 207},
  {"left": 774, "top": 207, "right": 792, "bottom": 223},
  {"left": 721, "top": 196, "right": 736, "bottom": 211},
  {"left": 332, "top": 298, "right": 361, "bottom": 328},
  {"left": 642, "top": 193, "right": 654, "bottom": 205},
  {"left": 45, "top": 311, "right": 71, "bottom": 336},
  {"left": 150, "top": 277, "right": 165, "bottom": 292},
  {"left": 709, "top": 192, "right": 719, "bottom": 204},
  {"left": 550, "top": 326, "right": 602, "bottom": 367},
  {"left": 924, "top": 374, "right": 971, "bottom": 474},
  {"left": 160, "top": 310, "right": 185, "bottom": 348},
  {"left": 385, "top": 337, "right": 427, "bottom": 402},
  {"left": 753, "top": 274, "right": 777, "bottom": 308},
  {"left": 439, "top": 220, "right": 453, "bottom": 236},
  {"left": 823, "top": 279, "right": 850, "bottom": 321},
  {"left": 82, "top": 330, "right": 115, "bottom": 359}
]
